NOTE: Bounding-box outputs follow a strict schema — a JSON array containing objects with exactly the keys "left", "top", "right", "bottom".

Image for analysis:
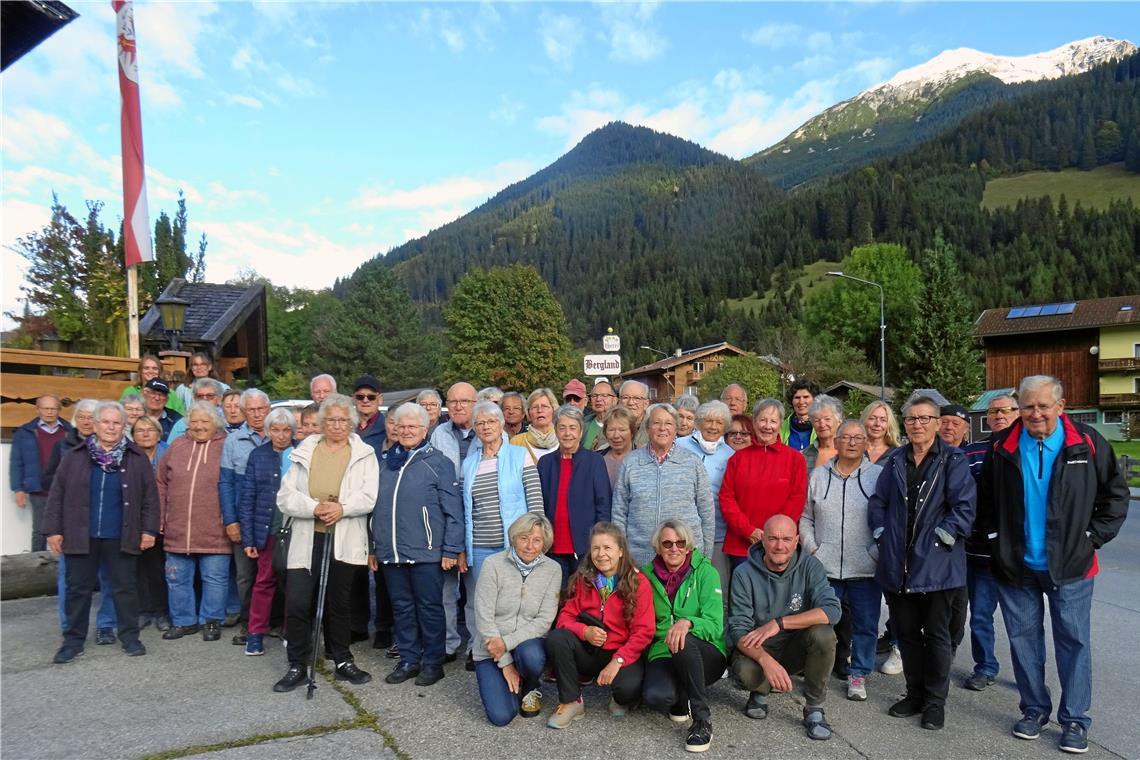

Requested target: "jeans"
[
  {"left": 732, "top": 623, "right": 836, "bottom": 706},
  {"left": 887, "top": 588, "right": 958, "bottom": 708},
  {"left": 475, "top": 638, "right": 546, "bottom": 726},
  {"left": 165, "top": 552, "right": 230, "bottom": 626},
  {"left": 62, "top": 539, "right": 140, "bottom": 647},
  {"left": 464, "top": 546, "right": 501, "bottom": 652},
  {"left": 57, "top": 554, "right": 117, "bottom": 631},
  {"left": 546, "top": 627, "right": 645, "bottom": 706},
  {"left": 642, "top": 635, "right": 726, "bottom": 721},
  {"left": 967, "top": 564, "right": 1001, "bottom": 678},
  {"left": 829, "top": 577, "right": 881, "bottom": 677},
  {"left": 996, "top": 571, "right": 1094, "bottom": 730},
  {"left": 383, "top": 562, "right": 446, "bottom": 668}
]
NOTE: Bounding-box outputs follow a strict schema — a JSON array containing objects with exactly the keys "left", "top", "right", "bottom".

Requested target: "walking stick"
[{"left": 307, "top": 518, "right": 336, "bottom": 700}]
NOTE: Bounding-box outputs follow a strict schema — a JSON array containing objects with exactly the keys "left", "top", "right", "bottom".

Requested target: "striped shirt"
[{"left": 470, "top": 456, "right": 544, "bottom": 548}]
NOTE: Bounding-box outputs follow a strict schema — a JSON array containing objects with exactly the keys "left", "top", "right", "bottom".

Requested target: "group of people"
[{"left": 11, "top": 358, "right": 1129, "bottom": 755}]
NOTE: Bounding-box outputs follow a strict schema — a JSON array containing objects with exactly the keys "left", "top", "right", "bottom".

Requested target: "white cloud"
[
  {"left": 600, "top": 3, "right": 666, "bottom": 63},
  {"left": 490, "top": 94, "right": 525, "bottom": 124},
  {"left": 853, "top": 56, "right": 896, "bottom": 84},
  {"left": 224, "top": 93, "right": 265, "bottom": 109},
  {"left": 541, "top": 13, "right": 583, "bottom": 67},
  {"left": 352, "top": 160, "right": 533, "bottom": 211},
  {"left": 205, "top": 182, "right": 269, "bottom": 208},
  {"left": 415, "top": 8, "right": 466, "bottom": 54},
  {"left": 807, "top": 31, "right": 834, "bottom": 51},
  {"left": 744, "top": 23, "right": 802, "bottom": 49},
  {"left": 231, "top": 47, "right": 254, "bottom": 71},
  {"left": 275, "top": 73, "right": 318, "bottom": 97},
  {"left": 134, "top": 2, "right": 218, "bottom": 80}
]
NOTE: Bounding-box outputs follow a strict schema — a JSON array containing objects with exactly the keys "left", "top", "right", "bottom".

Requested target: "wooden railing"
[
  {"left": 1099, "top": 357, "right": 1140, "bottom": 372},
  {"left": 1100, "top": 392, "right": 1140, "bottom": 407}
]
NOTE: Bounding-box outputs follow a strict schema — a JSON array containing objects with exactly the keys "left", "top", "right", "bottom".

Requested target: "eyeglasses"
[
  {"left": 660, "top": 539, "right": 687, "bottom": 550},
  {"left": 419, "top": 402, "right": 440, "bottom": 409},
  {"left": 447, "top": 399, "right": 475, "bottom": 406},
  {"left": 354, "top": 393, "right": 378, "bottom": 401},
  {"left": 1022, "top": 403, "right": 1057, "bottom": 413},
  {"left": 396, "top": 424, "right": 425, "bottom": 432},
  {"left": 903, "top": 415, "right": 938, "bottom": 426},
  {"left": 195, "top": 393, "right": 218, "bottom": 400},
  {"left": 620, "top": 395, "right": 648, "bottom": 403},
  {"left": 473, "top": 420, "right": 499, "bottom": 427},
  {"left": 727, "top": 430, "right": 751, "bottom": 438},
  {"left": 838, "top": 434, "right": 866, "bottom": 443},
  {"left": 324, "top": 417, "right": 351, "bottom": 427},
  {"left": 590, "top": 392, "right": 616, "bottom": 400},
  {"left": 987, "top": 406, "right": 1018, "bottom": 415}
]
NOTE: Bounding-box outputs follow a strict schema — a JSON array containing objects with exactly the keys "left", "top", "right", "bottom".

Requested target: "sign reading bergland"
[{"left": 584, "top": 354, "right": 621, "bottom": 376}]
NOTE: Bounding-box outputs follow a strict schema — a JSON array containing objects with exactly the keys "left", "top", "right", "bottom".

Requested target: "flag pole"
[{"left": 128, "top": 265, "right": 140, "bottom": 358}]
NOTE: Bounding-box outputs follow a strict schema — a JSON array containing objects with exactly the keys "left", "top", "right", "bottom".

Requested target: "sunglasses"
[
  {"left": 564, "top": 395, "right": 583, "bottom": 402},
  {"left": 354, "top": 393, "right": 378, "bottom": 401},
  {"left": 660, "top": 539, "right": 687, "bottom": 549}
]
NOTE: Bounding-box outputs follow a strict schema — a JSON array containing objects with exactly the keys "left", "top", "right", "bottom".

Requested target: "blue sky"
[{"left": 1, "top": 2, "right": 1134, "bottom": 320}]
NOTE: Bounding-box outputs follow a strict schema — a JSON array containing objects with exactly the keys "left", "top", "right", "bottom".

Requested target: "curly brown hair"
[{"left": 566, "top": 522, "right": 642, "bottom": 625}]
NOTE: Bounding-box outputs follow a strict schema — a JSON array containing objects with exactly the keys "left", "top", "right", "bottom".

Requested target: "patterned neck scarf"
[
  {"left": 87, "top": 435, "right": 127, "bottom": 473},
  {"left": 595, "top": 572, "right": 616, "bottom": 604},
  {"left": 525, "top": 426, "right": 558, "bottom": 451},
  {"left": 507, "top": 547, "right": 543, "bottom": 578}
]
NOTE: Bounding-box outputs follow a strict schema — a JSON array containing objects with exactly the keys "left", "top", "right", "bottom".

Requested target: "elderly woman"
[
  {"left": 612, "top": 404, "right": 715, "bottom": 568},
  {"left": 677, "top": 400, "right": 735, "bottom": 600},
  {"left": 121, "top": 354, "right": 183, "bottom": 414},
  {"left": 238, "top": 408, "right": 296, "bottom": 656},
  {"left": 537, "top": 405, "right": 612, "bottom": 580},
  {"left": 803, "top": 394, "right": 843, "bottom": 471},
  {"left": 463, "top": 401, "right": 544, "bottom": 662},
  {"left": 501, "top": 392, "right": 527, "bottom": 437},
  {"left": 641, "top": 520, "right": 726, "bottom": 753},
  {"left": 546, "top": 522, "right": 655, "bottom": 728},
  {"left": 370, "top": 402, "right": 462, "bottom": 688},
  {"left": 122, "top": 394, "right": 146, "bottom": 437},
  {"left": 474, "top": 514, "right": 562, "bottom": 726},
  {"left": 600, "top": 406, "right": 637, "bottom": 487},
  {"left": 861, "top": 400, "right": 900, "bottom": 465},
  {"left": 417, "top": 389, "right": 445, "bottom": 433},
  {"left": 132, "top": 415, "right": 170, "bottom": 632},
  {"left": 719, "top": 399, "right": 808, "bottom": 569},
  {"left": 726, "top": 414, "right": 756, "bottom": 451},
  {"left": 510, "top": 388, "right": 559, "bottom": 461},
  {"left": 156, "top": 401, "right": 232, "bottom": 642},
  {"left": 800, "top": 419, "right": 883, "bottom": 702},
  {"left": 44, "top": 401, "right": 158, "bottom": 663},
  {"left": 274, "top": 393, "right": 378, "bottom": 691},
  {"left": 675, "top": 396, "right": 699, "bottom": 438}
]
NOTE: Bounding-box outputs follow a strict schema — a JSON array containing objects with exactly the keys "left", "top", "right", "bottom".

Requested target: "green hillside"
[
  {"left": 724, "top": 261, "right": 843, "bottom": 313},
  {"left": 982, "top": 164, "right": 1140, "bottom": 211}
]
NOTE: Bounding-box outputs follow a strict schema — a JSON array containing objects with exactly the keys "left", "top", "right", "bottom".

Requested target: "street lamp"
[
  {"left": 826, "top": 271, "right": 886, "bottom": 401},
  {"left": 155, "top": 294, "right": 190, "bottom": 351},
  {"left": 639, "top": 345, "right": 669, "bottom": 358}
]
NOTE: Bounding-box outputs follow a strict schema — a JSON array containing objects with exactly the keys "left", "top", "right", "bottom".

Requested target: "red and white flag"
[{"left": 114, "top": 0, "right": 153, "bottom": 267}]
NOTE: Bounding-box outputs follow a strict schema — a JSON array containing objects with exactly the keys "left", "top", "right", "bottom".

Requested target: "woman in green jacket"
[{"left": 641, "top": 519, "right": 726, "bottom": 754}]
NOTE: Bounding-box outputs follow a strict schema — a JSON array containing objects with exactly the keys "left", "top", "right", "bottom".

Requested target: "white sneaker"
[
  {"left": 847, "top": 675, "right": 867, "bottom": 701},
  {"left": 880, "top": 645, "right": 903, "bottom": 675}
]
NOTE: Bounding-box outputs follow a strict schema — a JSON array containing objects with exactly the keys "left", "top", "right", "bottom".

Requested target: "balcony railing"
[
  {"left": 1098, "top": 357, "right": 1140, "bottom": 372},
  {"left": 1099, "top": 392, "right": 1140, "bottom": 407}
]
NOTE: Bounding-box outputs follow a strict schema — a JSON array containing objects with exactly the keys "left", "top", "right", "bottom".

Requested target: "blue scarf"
[
  {"left": 385, "top": 439, "right": 427, "bottom": 471},
  {"left": 507, "top": 548, "right": 543, "bottom": 578},
  {"left": 87, "top": 435, "right": 127, "bottom": 473}
]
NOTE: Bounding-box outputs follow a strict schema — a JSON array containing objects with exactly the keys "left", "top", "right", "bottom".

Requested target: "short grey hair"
[
  {"left": 389, "top": 401, "right": 429, "bottom": 428},
  {"left": 92, "top": 400, "right": 124, "bottom": 425},
  {"left": 809, "top": 394, "right": 844, "bottom": 421},
  {"left": 477, "top": 386, "right": 504, "bottom": 403},
  {"left": 192, "top": 377, "right": 224, "bottom": 397},
  {"left": 695, "top": 400, "right": 731, "bottom": 427},
  {"left": 131, "top": 414, "right": 163, "bottom": 438},
  {"left": 309, "top": 374, "right": 337, "bottom": 392},
  {"left": 553, "top": 404, "right": 584, "bottom": 429},
  {"left": 902, "top": 394, "right": 940, "bottom": 416},
  {"left": 501, "top": 391, "right": 524, "bottom": 407},
  {"left": 619, "top": 379, "right": 648, "bottom": 399},
  {"left": 651, "top": 519, "right": 696, "bottom": 554},
  {"left": 240, "top": 388, "right": 270, "bottom": 409},
  {"left": 720, "top": 384, "right": 747, "bottom": 402},
  {"left": 72, "top": 398, "right": 99, "bottom": 424},
  {"left": 265, "top": 408, "right": 297, "bottom": 434},
  {"left": 1018, "top": 375, "right": 1063, "bottom": 404},
  {"left": 753, "top": 397, "right": 785, "bottom": 420},
  {"left": 507, "top": 513, "right": 554, "bottom": 553},
  {"left": 675, "top": 395, "right": 699, "bottom": 413},
  {"left": 472, "top": 400, "right": 504, "bottom": 425},
  {"left": 641, "top": 403, "right": 679, "bottom": 439},
  {"left": 317, "top": 393, "right": 359, "bottom": 428},
  {"left": 416, "top": 388, "right": 442, "bottom": 405},
  {"left": 187, "top": 399, "right": 224, "bottom": 429},
  {"left": 527, "top": 387, "right": 559, "bottom": 410},
  {"left": 837, "top": 419, "right": 866, "bottom": 438},
  {"left": 120, "top": 393, "right": 143, "bottom": 409}
]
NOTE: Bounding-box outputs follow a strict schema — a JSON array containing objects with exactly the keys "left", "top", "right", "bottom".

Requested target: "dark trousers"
[
  {"left": 63, "top": 539, "right": 140, "bottom": 647},
  {"left": 229, "top": 544, "right": 256, "bottom": 622},
  {"left": 731, "top": 624, "right": 835, "bottom": 706},
  {"left": 137, "top": 535, "right": 168, "bottom": 618},
  {"left": 29, "top": 492, "right": 48, "bottom": 552},
  {"left": 383, "top": 562, "right": 446, "bottom": 668},
  {"left": 948, "top": 585, "right": 968, "bottom": 651},
  {"left": 642, "top": 635, "right": 726, "bottom": 721},
  {"left": 350, "top": 566, "right": 394, "bottom": 635},
  {"left": 887, "top": 588, "right": 958, "bottom": 708},
  {"left": 545, "top": 627, "right": 645, "bottom": 706},
  {"left": 284, "top": 532, "right": 355, "bottom": 667}
]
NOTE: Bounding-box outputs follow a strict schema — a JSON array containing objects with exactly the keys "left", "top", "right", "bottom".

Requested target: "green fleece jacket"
[{"left": 641, "top": 549, "right": 726, "bottom": 660}]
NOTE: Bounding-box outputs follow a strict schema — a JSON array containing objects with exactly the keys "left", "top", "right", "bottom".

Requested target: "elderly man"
[
  {"left": 166, "top": 378, "right": 225, "bottom": 442},
  {"left": 939, "top": 405, "right": 970, "bottom": 448},
  {"left": 220, "top": 389, "right": 271, "bottom": 639},
  {"left": 780, "top": 380, "right": 818, "bottom": 452},
  {"left": 958, "top": 393, "right": 1019, "bottom": 692},
  {"left": 721, "top": 384, "right": 748, "bottom": 418},
  {"left": 310, "top": 373, "right": 337, "bottom": 404},
  {"left": 10, "top": 394, "right": 72, "bottom": 552},
  {"left": 729, "top": 515, "right": 841, "bottom": 741},
  {"left": 979, "top": 376, "right": 1128, "bottom": 754},
  {"left": 583, "top": 380, "right": 617, "bottom": 449},
  {"left": 562, "top": 379, "right": 588, "bottom": 411},
  {"left": 353, "top": 375, "right": 386, "bottom": 450},
  {"left": 869, "top": 395, "right": 975, "bottom": 731},
  {"left": 143, "top": 379, "right": 182, "bottom": 441},
  {"left": 618, "top": 380, "right": 651, "bottom": 447}
]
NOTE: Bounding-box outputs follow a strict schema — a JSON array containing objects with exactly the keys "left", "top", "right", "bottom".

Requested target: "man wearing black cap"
[
  {"left": 939, "top": 405, "right": 970, "bottom": 449},
  {"left": 353, "top": 375, "right": 386, "bottom": 457},
  {"left": 143, "top": 379, "right": 182, "bottom": 441}
]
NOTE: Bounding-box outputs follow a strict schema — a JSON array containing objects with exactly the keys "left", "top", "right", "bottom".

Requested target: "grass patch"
[
  {"left": 724, "top": 260, "right": 842, "bottom": 313},
  {"left": 1111, "top": 440, "right": 1140, "bottom": 487},
  {"left": 982, "top": 163, "right": 1140, "bottom": 212}
]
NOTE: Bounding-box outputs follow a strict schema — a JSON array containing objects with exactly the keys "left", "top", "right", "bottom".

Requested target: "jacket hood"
[
  {"left": 745, "top": 541, "right": 804, "bottom": 579},
  {"left": 998, "top": 414, "right": 1092, "bottom": 456}
]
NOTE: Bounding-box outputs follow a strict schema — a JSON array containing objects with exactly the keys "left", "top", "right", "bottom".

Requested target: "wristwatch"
[
  {"left": 614, "top": 656, "right": 625, "bottom": 667},
  {"left": 775, "top": 616, "right": 785, "bottom": 631}
]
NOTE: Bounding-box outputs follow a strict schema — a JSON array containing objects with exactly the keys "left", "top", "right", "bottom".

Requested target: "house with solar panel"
[{"left": 974, "top": 295, "right": 1140, "bottom": 441}]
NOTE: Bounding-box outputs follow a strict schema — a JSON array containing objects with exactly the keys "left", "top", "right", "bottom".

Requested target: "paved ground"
[{"left": 3, "top": 501, "right": 1137, "bottom": 760}]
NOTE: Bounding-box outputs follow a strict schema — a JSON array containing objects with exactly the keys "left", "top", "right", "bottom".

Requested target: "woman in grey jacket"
[
  {"left": 800, "top": 420, "right": 883, "bottom": 702},
  {"left": 612, "top": 404, "right": 714, "bottom": 567}
]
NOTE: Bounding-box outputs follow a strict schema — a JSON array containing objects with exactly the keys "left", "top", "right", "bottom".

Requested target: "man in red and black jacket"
[{"left": 977, "top": 375, "right": 1129, "bottom": 754}]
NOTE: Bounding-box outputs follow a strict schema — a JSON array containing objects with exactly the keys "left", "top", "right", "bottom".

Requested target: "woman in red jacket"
[
  {"left": 719, "top": 399, "right": 808, "bottom": 570},
  {"left": 545, "top": 522, "right": 655, "bottom": 729}
]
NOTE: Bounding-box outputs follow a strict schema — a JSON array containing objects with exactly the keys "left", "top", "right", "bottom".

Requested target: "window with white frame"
[{"left": 1103, "top": 410, "right": 1123, "bottom": 425}]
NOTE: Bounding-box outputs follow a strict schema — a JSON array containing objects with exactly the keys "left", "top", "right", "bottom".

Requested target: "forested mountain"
[{"left": 340, "top": 52, "right": 1140, "bottom": 369}]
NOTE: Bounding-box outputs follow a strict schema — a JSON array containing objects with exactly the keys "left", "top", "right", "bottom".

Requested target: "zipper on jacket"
[
  {"left": 1037, "top": 441, "right": 1044, "bottom": 480},
  {"left": 96, "top": 470, "right": 106, "bottom": 537},
  {"left": 904, "top": 453, "right": 943, "bottom": 593},
  {"left": 839, "top": 477, "right": 846, "bottom": 580},
  {"left": 389, "top": 448, "right": 421, "bottom": 563},
  {"left": 421, "top": 506, "right": 433, "bottom": 550}
]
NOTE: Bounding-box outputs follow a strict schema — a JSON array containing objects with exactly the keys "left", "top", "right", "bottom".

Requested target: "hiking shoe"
[
  {"left": 608, "top": 698, "right": 627, "bottom": 717},
  {"left": 803, "top": 706, "right": 832, "bottom": 741},
  {"left": 847, "top": 675, "right": 867, "bottom": 701},
  {"left": 1060, "top": 722, "right": 1089, "bottom": 754},
  {"left": 95, "top": 627, "right": 116, "bottom": 645},
  {"left": 520, "top": 689, "right": 542, "bottom": 718},
  {"left": 122, "top": 640, "right": 146, "bottom": 657},
  {"left": 921, "top": 704, "right": 945, "bottom": 730},
  {"left": 1013, "top": 710, "right": 1049, "bottom": 740},
  {"left": 686, "top": 718, "right": 712, "bottom": 752},
  {"left": 385, "top": 643, "right": 400, "bottom": 659},
  {"left": 53, "top": 645, "right": 84, "bottom": 664},
  {"left": 273, "top": 665, "right": 306, "bottom": 693},
  {"left": 669, "top": 701, "right": 692, "bottom": 724},
  {"left": 335, "top": 661, "right": 373, "bottom": 685},
  {"left": 161, "top": 624, "right": 199, "bottom": 640},
  {"left": 889, "top": 695, "right": 923, "bottom": 718},
  {"left": 154, "top": 615, "right": 172, "bottom": 632},
  {"left": 964, "top": 672, "right": 996, "bottom": 691},
  {"left": 414, "top": 665, "right": 445, "bottom": 686},
  {"left": 385, "top": 663, "right": 420, "bottom": 684},
  {"left": 547, "top": 698, "right": 584, "bottom": 729},
  {"left": 231, "top": 626, "right": 248, "bottom": 645},
  {"left": 880, "top": 645, "right": 903, "bottom": 675},
  {"left": 743, "top": 692, "right": 768, "bottom": 720},
  {"left": 202, "top": 620, "right": 222, "bottom": 641},
  {"left": 244, "top": 634, "right": 265, "bottom": 656}
]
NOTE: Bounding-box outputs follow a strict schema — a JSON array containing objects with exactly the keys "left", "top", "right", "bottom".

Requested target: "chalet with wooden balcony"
[
  {"left": 620, "top": 342, "right": 753, "bottom": 402},
  {"left": 975, "top": 295, "right": 1140, "bottom": 441}
]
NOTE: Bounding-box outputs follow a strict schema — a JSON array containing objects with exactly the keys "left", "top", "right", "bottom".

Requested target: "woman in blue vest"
[{"left": 463, "top": 400, "right": 544, "bottom": 666}]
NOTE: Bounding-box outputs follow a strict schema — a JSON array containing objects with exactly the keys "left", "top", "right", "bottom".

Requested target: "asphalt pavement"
[{"left": 2, "top": 501, "right": 1137, "bottom": 760}]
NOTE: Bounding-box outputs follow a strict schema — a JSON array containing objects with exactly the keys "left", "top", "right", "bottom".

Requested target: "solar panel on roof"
[
  {"left": 1057, "top": 303, "right": 1075, "bottom": 314},
  {"left": 1007, "top": 307, "right": 1025, "bottom": 318},
  {"left": 1039, "top": 304, "right": 1061, "bottom": 316},
  {"left": 1022, "top": 306, "right": 1042, "bottom": 317}
]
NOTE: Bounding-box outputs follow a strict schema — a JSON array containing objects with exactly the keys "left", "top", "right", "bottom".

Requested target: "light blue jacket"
[
  {"left": 462, "top": 442, "right": 530, "bottom": 558},
  {"left": 676, "top": 433, "right": 734, "bottom": 543},
  {"left": 219, "top": 423, "right": 267, "bottom": 526}
]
